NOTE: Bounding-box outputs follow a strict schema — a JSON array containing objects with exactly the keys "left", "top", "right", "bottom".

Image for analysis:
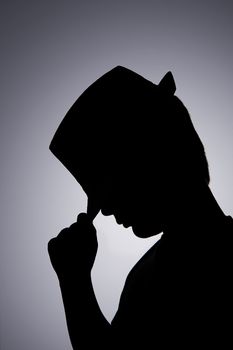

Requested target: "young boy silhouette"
[{"left": 48, "top": 66, "right": 232, "bottom": 349}]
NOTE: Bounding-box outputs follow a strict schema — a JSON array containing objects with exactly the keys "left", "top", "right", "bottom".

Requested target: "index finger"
[{"left": 87, "top": 197, "right": 100, "bottom": 222}]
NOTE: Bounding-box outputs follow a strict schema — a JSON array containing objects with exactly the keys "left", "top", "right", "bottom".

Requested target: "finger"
[
  {"left": 77, "top": 213, "right": 97, "bottom": 234},
  {"left": 48, "top": 237, "right": 56, "bottom": 254},
  {"left": 87, "top": 198, "right": 100, "bottom": 222}
]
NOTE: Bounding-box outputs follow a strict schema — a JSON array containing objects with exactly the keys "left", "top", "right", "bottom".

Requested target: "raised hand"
[{"left": 48, "top": 213, "right": 98, "bottom": 281}]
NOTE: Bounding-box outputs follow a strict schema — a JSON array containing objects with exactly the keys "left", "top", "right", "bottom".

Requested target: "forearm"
[
  {"left": 59, "top": 274, "right": 111, "bottom": 349},
  {"left": 48, "top": 214, "right": 112, "bottom": 348}
]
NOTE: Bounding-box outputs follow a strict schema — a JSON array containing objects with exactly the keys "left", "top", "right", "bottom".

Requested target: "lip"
[
  {"left": 115, "top": 215, "right": 131, "bottom": 228},
  {"left": 115, "top": 216, "right": 123, "bottom": 224}
]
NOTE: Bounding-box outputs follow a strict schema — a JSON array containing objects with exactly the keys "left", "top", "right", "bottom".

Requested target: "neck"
[{"left": 163, "top": 179, "right": 226, "bottom": 238}]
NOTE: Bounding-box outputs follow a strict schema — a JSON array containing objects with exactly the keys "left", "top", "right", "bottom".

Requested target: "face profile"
[
  {"left": 87, "top": 171, "right": 165, "bottom": 238},
  {"left": 49, "top": 66, "right": 209, "bottom": 237}
]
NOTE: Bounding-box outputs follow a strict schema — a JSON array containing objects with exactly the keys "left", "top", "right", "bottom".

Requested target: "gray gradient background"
[{"left": 1, "top": 1, "right": 233, "bottom": 349}]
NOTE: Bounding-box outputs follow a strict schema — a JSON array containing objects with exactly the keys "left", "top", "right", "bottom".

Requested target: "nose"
[
  {"left": 101, "top": 208, "right": 123, "bottom": 223},
  {"left": 101, "top": 207, "right": 114, "bottom": 216},
  {"left": 101, "top": 208, "right": 132, "bottom": 227}
]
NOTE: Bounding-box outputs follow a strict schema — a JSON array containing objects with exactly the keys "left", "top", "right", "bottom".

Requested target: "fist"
[{"left": 48, "top": 213, "right": 98, "bottom": 281}]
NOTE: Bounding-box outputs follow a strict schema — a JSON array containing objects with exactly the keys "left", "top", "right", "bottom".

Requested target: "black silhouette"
[{"left": 48, "top": 66, "right": 233, "bottom": 348}]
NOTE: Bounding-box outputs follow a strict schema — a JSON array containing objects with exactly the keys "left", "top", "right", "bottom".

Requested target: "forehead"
[
  {"left": 77, "top": 165, "right": 139, "bottom": 198},
  {"left": 76, "top": 169, "right": 113, "bottom": 195}
]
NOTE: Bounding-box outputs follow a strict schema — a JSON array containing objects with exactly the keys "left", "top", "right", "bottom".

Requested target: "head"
[{"left": 50, "top": 66, "right": 210, "bottom": 237}]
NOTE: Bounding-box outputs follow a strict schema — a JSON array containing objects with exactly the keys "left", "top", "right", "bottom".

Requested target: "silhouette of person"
[{"left": 48, "top": 66, "right": 233, "bottom": 349}]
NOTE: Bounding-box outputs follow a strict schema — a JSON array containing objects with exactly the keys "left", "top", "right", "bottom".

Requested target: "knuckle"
[
  {"left": 59, "top": 227, "right": 69, "bottom": 235},
  {"left": 69, "top": 222, "right": 78, "bottom": 230},
  {"left": 48, "top": 238, "right": 56, "bottom": 251}
]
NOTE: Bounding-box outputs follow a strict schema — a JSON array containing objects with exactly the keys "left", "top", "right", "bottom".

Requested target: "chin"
[{"left": 132, "top": 225, "right": 162, "bottom": 238}]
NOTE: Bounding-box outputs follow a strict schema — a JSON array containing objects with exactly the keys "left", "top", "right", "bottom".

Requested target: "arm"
[
  {"left": 48, "top": 213, "right": 111, "bottom": 349},
  {"left": 59, "top": 272, "right": 111, "bottom": 349}
]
